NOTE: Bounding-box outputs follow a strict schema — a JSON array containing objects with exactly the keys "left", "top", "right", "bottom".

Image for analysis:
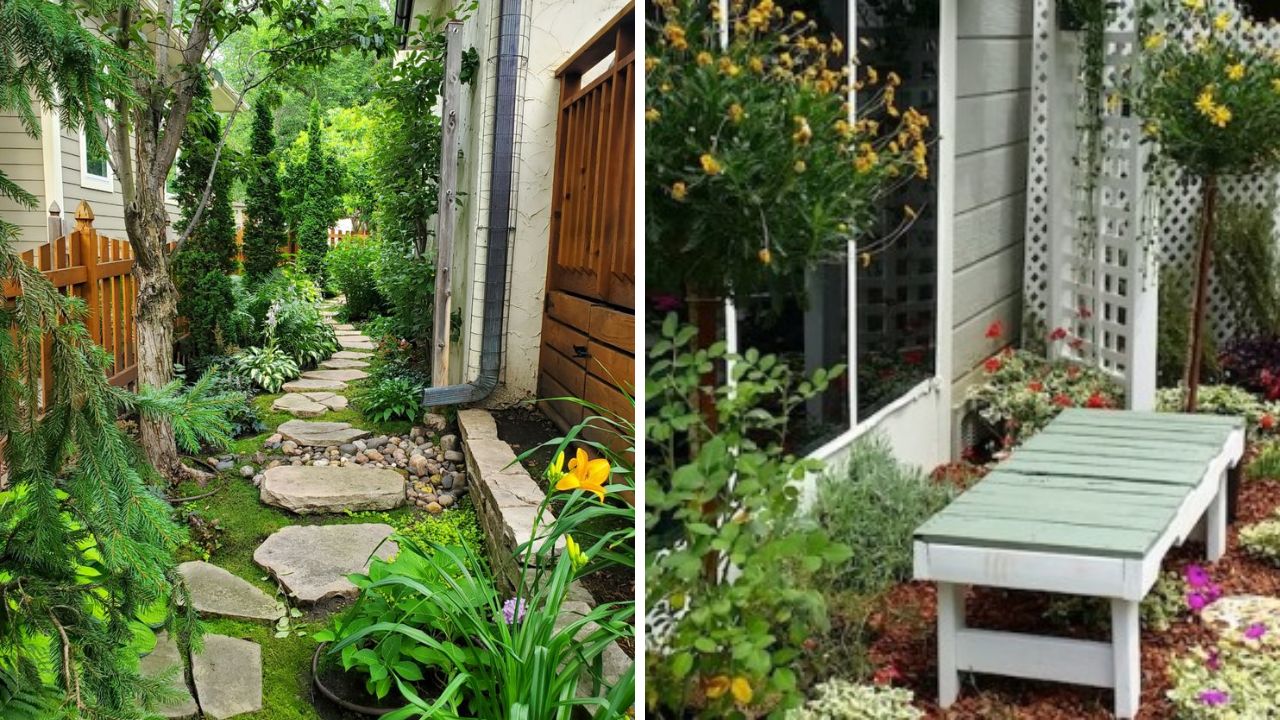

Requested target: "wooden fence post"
[
  {"left": 76, "top": 201, "right": 101, "bottom": 348},
  {"left": 433, "top": 20, "right": 463, "bottom": 389}
]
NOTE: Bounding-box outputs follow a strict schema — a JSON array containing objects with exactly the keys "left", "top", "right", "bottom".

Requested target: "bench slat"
[
  {"left": 1057, "top": 408, "right": 1244, "bottom": 429},
  {"left": 1020, "top": 435, "right": 1219, "bottom": 462},
  {"left": 955, "top": 482, "right": 1182, "bottom": 514},
  {"left": 1000, "top": 458, "right": 1201, "bottom": 485},
  {"left": 979, "top": 472, "right": 1192, "bottom": 497},
  {"left": 1043, "top": 418, "right": 1235, "bottom": 444},
  {"left": 916, "top": 514, "right": 1155, "bottom": 557},
  {"left": 941, "top": 502, "right": 1174, "bottom": 532}
]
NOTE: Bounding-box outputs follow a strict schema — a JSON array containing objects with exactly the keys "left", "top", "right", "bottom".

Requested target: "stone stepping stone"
[
  {"left": 333, "top": 350, "right": 373, "bottom": 359},
  {"left": 333, "top": 324, "right": 356, "bottom": 331},
  {"left": 260, "top": 465, "right": 405, "bottom": 514},
  {"left": 254, "top": 524, "right": 397, "bottom": 604},
  {"left": 277, "top": 419, "right": 370, "bottom": 446},
  {"left": 282, "top": 377, "right": 347, "bottom": 393},
  {"left": 301, "top": 368, "right": 368, "bottom": 382},
  {"left": 192, "top": 635, "right": 263, "bottom": 719},
  {"left": 177, "top": 561, "right": 285, "bottom": 622},
  {"left": 320, "top": 357, "right": 369, "bottom": 370},
  {"left": 337, "top": 335, "right": 376, "bottom": 351},
  {"left": 272, "top": 391, "right": 348, "bottom": 417},
  {"left": 334, "top": 329, "right": 364, "bottom": 336},
  {"left": 139, "top": 632, "right": 199, "bottom": 719}
]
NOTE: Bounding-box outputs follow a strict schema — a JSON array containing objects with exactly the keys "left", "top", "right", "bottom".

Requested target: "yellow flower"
[
  {"left": 1184, "top": 0, "right": 1204, "bottom": 10},
  {"left": 727, "top": 103, "right": 744, "bottom": 123},
  {"left": 1196, "top": 86, "right": 1217, "bottom": 115},
  {"left": 1144, "top": 121, "right": 1159, "bottom": 136},
  {"left": 790, "top": 9, "right": 805, "bottom": 21},
  {"left": 1145, "top": 31, "right": 1166, "bottom": 50},
  {"left": 718, "top": 57, "right": 740, "bottom": 76},
  {"left": 663, "top": 23, "right": 688, "bottom": 51},
  {"left": 696, "top": 51, "right": 713, "bottom": 66},
  {"left": 904, "top": 204, "right": 917, "bottom": 220},
  {"left": 854, "top": 145, "right": 878, "bottom": 174},
  {"left": 565, "top": 535, "right": 588, "bottom": 571},
  {"left": 860, "top": 252, "right": 872, "bottom": 268},
  {"left": 700, "top": 153, "right": 722, "bottom": 175},
  {"left": 645, "top": 107, "right": 660, "bottom": 123},
  {"left": 748, "top": 56, "right": 764, "bottom": 73},
  {"left": 705, "top": 676, "right": 731, "bottom": 699},
  {"left": 834, "top": 119, "right": 852, "bottom": 139},
  {"left": 1211, "top": 105, "right": 1232, "bottom": 127},
  {"left": 671, "top": 181, "right": 687, "bottom": 201},
  {"left": 545, "top": 451, "right": 565, "bottom": 484},
  {"left": 1215, "top": 11, "right": 1231, "bottom": 31},
  {"left": 1272, "top": 78, "right": 1280, "bottom": 93},
  {"left": 792, "top": 116, "right": 812, "bottom": 145},
  {"left": 866, "top": 66, "right": 879, "bottom": 84},
  {"left": 1227, "top": 62, "right": 1245, "bottom": 80},
  {"left": 730, "top": 677, "right": 753, "bottom": 704},
  {"left": 555, "top": 448, "right": 610, "bottom": 501},
  {"left": 887, "top": 71, "right": 902, "bottom": 87},
  {"left": 831, "top": 37, "right": 844, "bottom": 55},
  {"left": 778, "top": 52, "right": 793, "bottom": 68},
  {"left": 645, "top": 57, "right": 660, "bottom": 72},
  {"left": 757, "top": 247, "right": 772, "bottom": 265},
  {"left": 793, "top": 160, "right": 806, "bottom": 173},
  {"left": 746, "top": 7, "right": 766, "bottom": 29}
]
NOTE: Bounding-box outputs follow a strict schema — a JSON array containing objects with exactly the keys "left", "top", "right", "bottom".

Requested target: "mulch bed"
[{"left": 861, "top": 476, "right": 1280, "bottom": 719}]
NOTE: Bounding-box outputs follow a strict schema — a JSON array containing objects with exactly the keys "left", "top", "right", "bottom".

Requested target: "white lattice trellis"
[{"left": 1023, "top": 0, "right": 1280, "bottom": 407}]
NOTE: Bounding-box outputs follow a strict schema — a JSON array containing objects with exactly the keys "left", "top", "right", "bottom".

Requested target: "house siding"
[
  {"left": 950, "top": 0, "right": 1031, "bottom": 385},
  {"left": 0, "top": 113, "right": 51, "bottom": 253},
  {"left": 60, "top": 126, "right": 181, "bottom": 241}
]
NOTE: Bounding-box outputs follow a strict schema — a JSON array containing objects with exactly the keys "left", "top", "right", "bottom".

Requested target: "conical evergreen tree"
[
  {"left": 295, "top": 102, "right": 342, "bottom": 278},
  {"left": 243, "top": 97, "right": 286, "bottom": 282},
  {"left": 172, "top": 75, "right": 239, "bottom": 358}
]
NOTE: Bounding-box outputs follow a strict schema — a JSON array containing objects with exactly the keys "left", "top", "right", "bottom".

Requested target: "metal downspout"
[{"left": 422, "top": 0, "right": 522, "bottom": 407}]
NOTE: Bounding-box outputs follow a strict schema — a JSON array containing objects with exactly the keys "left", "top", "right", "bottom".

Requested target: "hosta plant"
[
  {"left": 235, "top": 344, "right": 300, "bottom": 393},
  {"left": 355, "top": 375, "right": 424, "bottom": 423}
]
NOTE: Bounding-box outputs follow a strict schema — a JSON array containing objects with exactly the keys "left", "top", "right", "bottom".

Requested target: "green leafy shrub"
[
  {"left": 1167, "top": 628, "right": 1280, "bottom": 717},
  {"left": 786, "top": 679, "right": 922, "bottom": 720},
  {"left": 1248, "top": 441, "right": 1280, "bottom": 480},
  {"left": 1159, "top": 266, "right": 1219, "bottom": 388},
  {"left": 242, "top": 96, "right": 286, "bottom": 282},
  {"left": 235, "top": 345, "right": 299, "bottom": 393},
  {"left": 966, "top": 348, "right": 1122, "bottom": 450},
  {"left": 325, "top": 235, "right": 385, "bottom": 320},
  {"left": 394, "top": 505, "right": 484, "bottom": 553},
  {"left": 354, "top": 375, "right": 423, "bottom": 423},
  {"left": 1214, "top": 201, "right": 1280, "bottom": 337},
  {"left": 373, "top": 235, "right": 435, "bottom": 347},
  {"left": 1240, "top": 513, "right": 1280, "bottom": 564},
  {"left": 646, "top": 316, "right": 851, "bottom": 716},
  {"left": 1143, "top": 571, "right": 1190, "bottom": 633},
  {"left": 284, "top": 102, "right": 344, "bottom": 279},
  {"left": 249, "top": 270, "right": 338, "bottom": 367},
  {"left": 812, "top": 435, "right": 954, "bottom": 597},
  {"left": 1156, "top": 385, "right": 1280, "bottom": 438}
]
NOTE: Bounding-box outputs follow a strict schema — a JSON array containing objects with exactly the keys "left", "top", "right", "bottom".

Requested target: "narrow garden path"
[{"left": 143, "top": 297, "right": 474, "bottom": 719}]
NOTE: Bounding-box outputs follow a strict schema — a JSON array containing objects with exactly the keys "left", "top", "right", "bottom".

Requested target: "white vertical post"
[
  {"left": 937, "top": 582, "right": 965, "bottom": 707},
  {"left": 1125, "top": 0, "right": 1158, "bottom": 410},
  {"left": 935, "top": 0, "right": 956, "bottom": 463},
  {"left": 1110, "top": 598, "right": 1140, "bottom": 719},
  {"left": 432, "top": 21, "right": 464, "bottom": 388},
  {"left": 1207, "top": 469, "right": 1228, "bottom": 561}
]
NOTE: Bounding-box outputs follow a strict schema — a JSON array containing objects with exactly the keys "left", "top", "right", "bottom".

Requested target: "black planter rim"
[{"left": 311, "top": 642, "right": 396, "bottom": 717}]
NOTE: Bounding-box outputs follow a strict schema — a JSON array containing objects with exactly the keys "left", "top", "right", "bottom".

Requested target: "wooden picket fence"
[
  {"left": 328, "top": 228, "right": 369, "bottom": 247},
  {"left": 2, "top": 202, "right": 144, "bottom": 409},
  {"left": 234, "top": 225, "right": 299, "bottom": 265}
]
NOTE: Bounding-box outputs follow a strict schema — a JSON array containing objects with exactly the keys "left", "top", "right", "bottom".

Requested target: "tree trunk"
[{"left": 1185, "top": 175, "right": 1218, "bottom": 413}]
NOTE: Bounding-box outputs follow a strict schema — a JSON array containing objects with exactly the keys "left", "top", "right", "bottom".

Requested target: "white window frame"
[
  {"left": 79, "top": 126, "right": 114, "bottom": 192},
  {"left": 719, "top": 0, "right": 957, "bottom": 463}
]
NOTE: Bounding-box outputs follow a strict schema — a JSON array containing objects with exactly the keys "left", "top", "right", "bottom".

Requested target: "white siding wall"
[
  {"left": 60, "top": 127, "right": 182, "bottom": 241},
  {"left": 0, "top": 113, "right": 50, "bottom": 253},
  {"left": 951, "top": 0, "right": 1032, "bottom": 387}
]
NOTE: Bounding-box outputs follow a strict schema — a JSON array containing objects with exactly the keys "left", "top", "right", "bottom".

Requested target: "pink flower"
[
  {"left": 1246, "top": 623, "right": 1267, "bottom": 640},
  {"left": 1049, "top": 327, "right": 1069, "bottom": 342},
  {"left": 1186, "top": 564, "right": 1211, "bottom": 589},
  {"left": 1188, "top": 592, "right": 1209, "bottom": 613},
  {"left": 1207, "top": 650, "right": 1221, "bottom": 671},
  {"left": 1199, "top": 689, "right": 1229, "bottom": 707}
]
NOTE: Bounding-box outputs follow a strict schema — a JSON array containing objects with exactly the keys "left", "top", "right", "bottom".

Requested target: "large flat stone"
[
  {"left": 192, "top": 635, "right": 262, "bottom": 719},
  {"left": 253, "top": 524, "right": 398, "bottom": 604},
  {"left": 337, "top": 335, "right": 376, "bottom": 350},
  {"left": 139, "top": 632, "right": 199, "bottom": 719},
  {"left": 178, "top": 561, "right": 284, "bottom": 622},
  {"left": 272, "top": 391, "right": 348, "bottom": 417},
  {"left": 277, "top": 419, "right": 370, "bottom": 446},
  {"left": 260, "top": 465, "right": 405, "bottom": 514},
  {"left": 333, "top": 329, "right": 365, "bottom": 337},
  {"left": 332, "top": 350, "right": 373, "bottom": 359},
  {"left": 302, "top": 368, "right": 369, "bottom": 382},
  {"left": 319, "top": 357, "right": 370, "bottom": 370},
  {"left": 282, "top": 378, "right": 347, "bottom": 393},
  {"left": 333, "top": 324, "right": 356, "bottom": 331}
]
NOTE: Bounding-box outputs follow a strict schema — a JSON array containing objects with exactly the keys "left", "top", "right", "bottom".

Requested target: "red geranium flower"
[
  {"left": 985, "top": 320, "right": 1003, "bottom": 339},
  {"left": 984, "top": 356, "right": 1002, "bottom": 373},
  {"left": 1078, "top": 305, "right": 1093, "bottom": 319},
  {"left": 1262, "top": 414, "right": 1276, "bottom": 431},
  {"left": 1028, "top": 380, "right": 1044, "bottom": 393},
  {"left": 903, "top": 349, "right": 924, "bottom": 365},
  {"left": 873, "top": 665, "right": 902, "bottom": 686},
  {"left": 1049, "top": 327, "right": 1068, "bottom": 342},
  {"left": 1086, "top": 392, "right": 1109, "bottom": 409},
  {"left": 1053, "top": 394, "right": 1073, "bottom": 407}
]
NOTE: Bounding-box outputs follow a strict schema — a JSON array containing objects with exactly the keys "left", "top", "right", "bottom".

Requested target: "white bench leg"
[
  {"left": 937, "top": 582, "right": 966, "bottom": 707},
  {"left": 1111, "top": 598, "right": 1140, "bottom": 719},
  {"left": 1207, "top": 469, "right": 1228, "bottom": 562}
]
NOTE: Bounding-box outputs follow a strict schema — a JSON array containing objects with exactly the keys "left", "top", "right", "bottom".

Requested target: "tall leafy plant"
[
  {"left": 243, "top": 96, "right": 287, "bottom": 282},
  {"left": 172, "top": 75, "right": 240, "bottom": 358},
  {"left": 287, "top": 102, "right": 344, "bottom": 278},
  {"left": 1134, "top": 0, "right": 1280, "bottom": 409},
  {"left": 646, "top": 315, "right": 851, "bottom": 716},
  {"left": 0, "top": 234, "right": 243, "bottom": 717}
]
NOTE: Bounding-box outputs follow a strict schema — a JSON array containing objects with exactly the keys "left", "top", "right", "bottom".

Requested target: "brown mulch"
[{"left": 860, "top": 477, "right": 1280, "bottom": 719}]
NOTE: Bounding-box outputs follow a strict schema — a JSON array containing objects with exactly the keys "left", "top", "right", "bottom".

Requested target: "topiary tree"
[
  {"left": 242, "top": 96, "right": 286, "bottom": 282},
  {"left": 1134, "top": 0, "right": 1280, "bottom": 410},
  {"left": 172, "top": 75, "right": 239, "bottom": 359}
]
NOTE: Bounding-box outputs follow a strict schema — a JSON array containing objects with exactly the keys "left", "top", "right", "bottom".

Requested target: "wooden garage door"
[{"left": 538, "top": 3, "right": 635, "bottom": 440}]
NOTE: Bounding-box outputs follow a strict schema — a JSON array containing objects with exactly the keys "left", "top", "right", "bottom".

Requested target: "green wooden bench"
[{"left": 913, "top": 408, "right": 1245, "bottom": 719}]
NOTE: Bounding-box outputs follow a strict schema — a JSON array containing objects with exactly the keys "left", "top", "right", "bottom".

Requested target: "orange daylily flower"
[{"left": 555, "top": 448, "right": 610, "bottom": 501}]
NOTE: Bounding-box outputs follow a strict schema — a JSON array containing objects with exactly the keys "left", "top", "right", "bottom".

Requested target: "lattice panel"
[{"left": 1023, "top": 0, "right": 1056, "bottom": 327}]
